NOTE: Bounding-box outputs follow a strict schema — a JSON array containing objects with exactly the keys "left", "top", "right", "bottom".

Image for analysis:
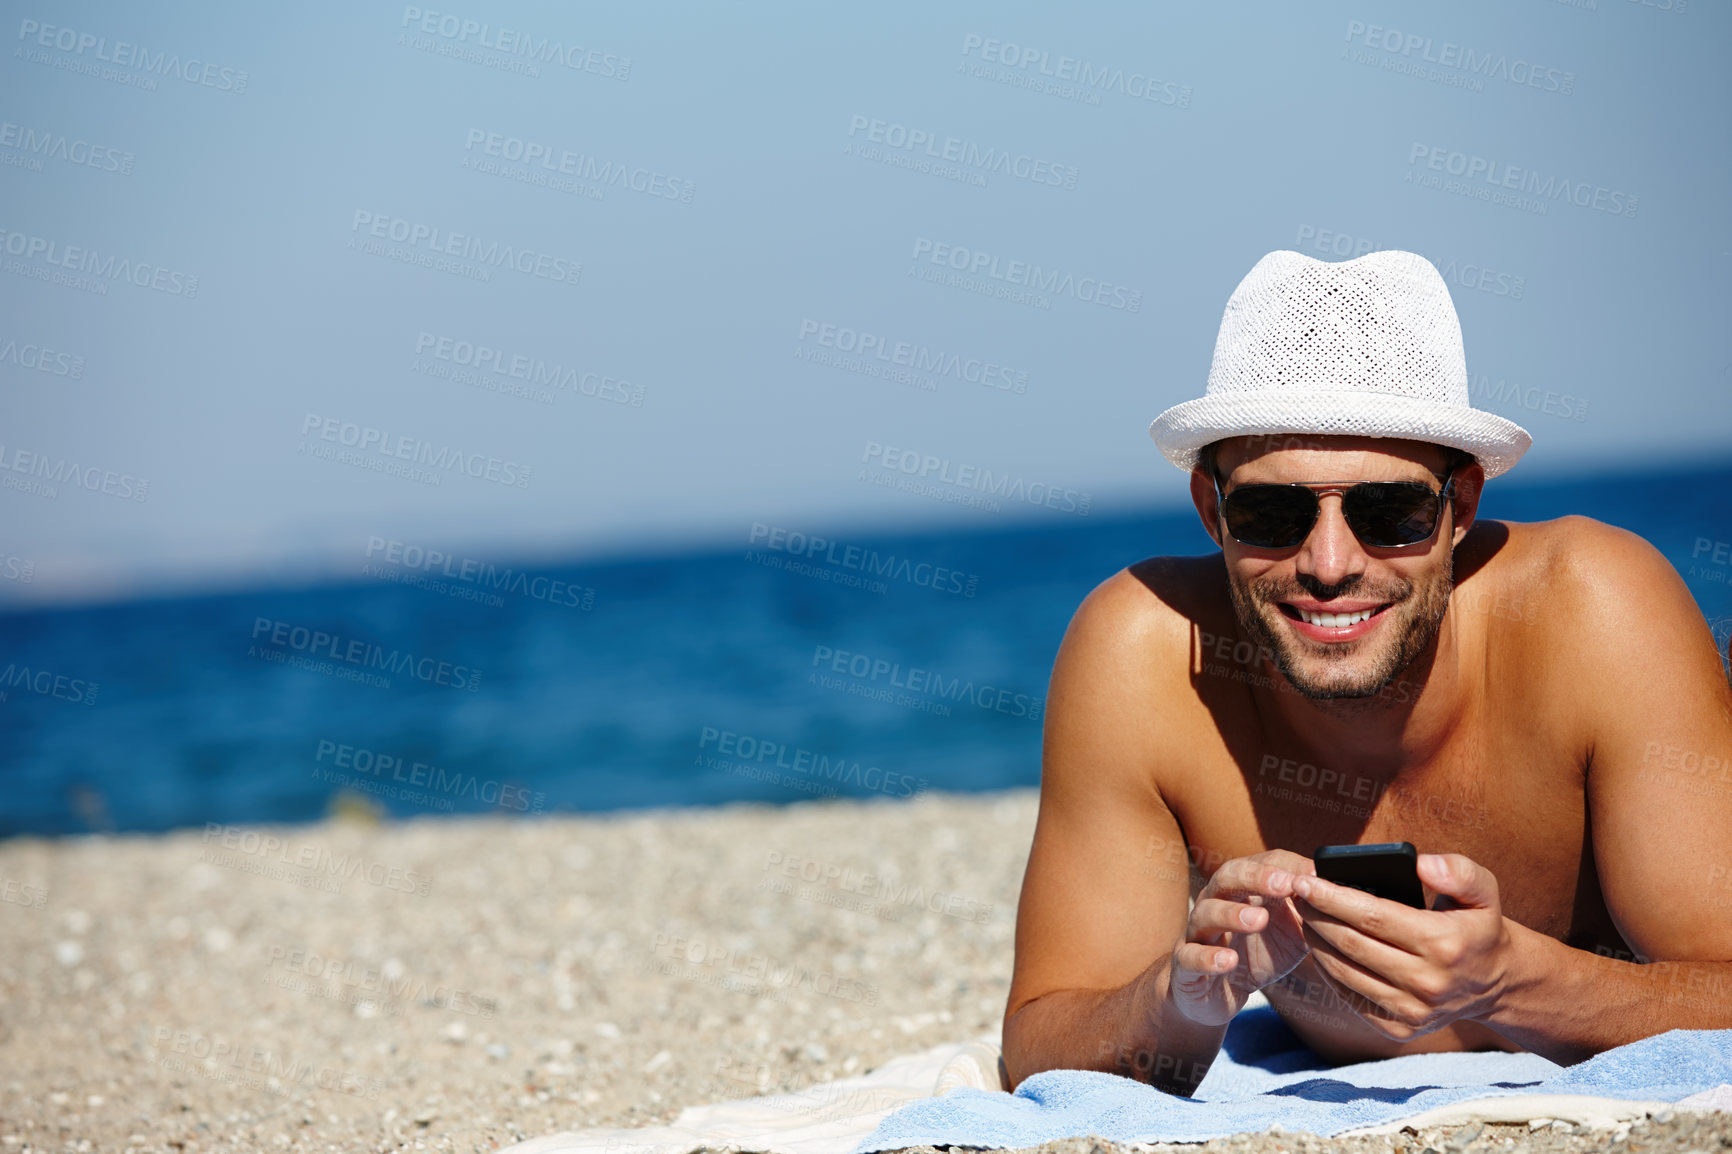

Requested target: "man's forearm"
[
  {"left": 1002, "top": 955, "right": 1228, "bottom": 1095},
  {"left": 1483, "top": 922, "right": 1732, "bottom": 1062}
]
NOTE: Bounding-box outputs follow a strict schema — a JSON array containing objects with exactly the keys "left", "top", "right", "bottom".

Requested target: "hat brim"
[{"left": 1148, "top": 391, "right": 1532, "bottom": 480}]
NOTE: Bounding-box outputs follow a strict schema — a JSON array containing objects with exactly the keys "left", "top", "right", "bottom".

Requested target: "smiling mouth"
[{"left": 1278, "top": 603, "right": 1394, "bottom": 629}]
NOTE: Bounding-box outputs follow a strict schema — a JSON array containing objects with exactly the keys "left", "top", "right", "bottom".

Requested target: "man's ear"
[
  {"left": 1190, "top": 467, "right": 1224, "bottom": 548},
  {"left": 1449, "top": 461, "right": 1485, "bottom": 545}
]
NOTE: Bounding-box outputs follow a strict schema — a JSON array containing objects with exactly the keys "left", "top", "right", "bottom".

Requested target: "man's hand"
[
  {"left": 1293, "top": 853, "right": 1513, "bottom": 1041},
  {"left": 1169, "top": 850, "right": 1314, "bottom": 1027}
]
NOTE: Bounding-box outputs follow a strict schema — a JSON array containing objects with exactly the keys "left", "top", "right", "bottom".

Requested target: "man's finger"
[
  {"left": 1191, "top": 897, "right": 1270, "bottom": 939},
  {"left": 1295, "top": 897, "right": 1422, "bottom": 973},
  {"left": 1291, "top": 875, "right": 1430, "bottom": 951},
  {"left": 1172, "top": 941, "right": 1236, "bottom": 977},
  {"left": 1417, "top": 853, "right": 1498, "bottom": 912},
  {"left": 1302, "top": 937, "right": 1417, "bottom": 1026},
  {"left": 1252, "top": 848, "right": 1317, "bottom": 876},
  {"left": 1208, "top": 859, "right": 1303, "bottom": 902}
]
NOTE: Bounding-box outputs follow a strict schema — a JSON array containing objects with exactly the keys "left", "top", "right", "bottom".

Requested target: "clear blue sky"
[{"left": 3, "top": 0, "right": 1727, "bottom": 606}]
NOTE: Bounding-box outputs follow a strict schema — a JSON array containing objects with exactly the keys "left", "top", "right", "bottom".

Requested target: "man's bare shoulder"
[
  {"left": 1470, "top": 514, "right": 1728, "bottom": 709},
  {"left": 1065, "top": 555, "right": 1236, "bottom": 674},
  {"left": 1471, "top": 514, "right": 1695, "bottom": 618},
  {"left": 1048, "top": 555, "right": 1252, "bottom": 792}
]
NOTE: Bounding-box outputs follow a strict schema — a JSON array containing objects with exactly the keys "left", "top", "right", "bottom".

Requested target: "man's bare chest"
[{"left": 1173, "top": 732, "right": 1598, "bottom": 941}]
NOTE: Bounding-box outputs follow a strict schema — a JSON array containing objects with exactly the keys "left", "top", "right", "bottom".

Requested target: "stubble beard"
[{"left": 1227, "top": 563, "right": 1455, "bottom": 702}]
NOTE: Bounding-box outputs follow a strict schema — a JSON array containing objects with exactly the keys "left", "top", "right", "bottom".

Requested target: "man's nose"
[{"left": 1295, "top": 496, "right": 1366, "bottom": 587}]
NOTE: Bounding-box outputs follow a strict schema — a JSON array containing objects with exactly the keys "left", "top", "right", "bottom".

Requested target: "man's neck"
[{"left": 1257, "top": 610, "right": 1473, "bottom": 773}]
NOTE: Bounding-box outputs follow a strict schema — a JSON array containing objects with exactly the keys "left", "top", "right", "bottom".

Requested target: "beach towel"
[
  {"left": 858, "top": 1005, "right": 1732, "bottom": 1149},
  {"left": 502, "top": 1035, "right": 999, "bottom": 1154},
  {"left": 502, "top": 996, "right": 1731, "bottom": 1154}
]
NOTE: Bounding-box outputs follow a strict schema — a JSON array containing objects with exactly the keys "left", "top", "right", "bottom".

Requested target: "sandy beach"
[{"left": 1, "top": 791, "right": 1724, "bottom": 1154}]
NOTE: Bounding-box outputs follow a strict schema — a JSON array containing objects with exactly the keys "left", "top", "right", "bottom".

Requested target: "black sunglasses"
[{"left": 1215, "top": 470, "right": 1457, "bottom": 550}]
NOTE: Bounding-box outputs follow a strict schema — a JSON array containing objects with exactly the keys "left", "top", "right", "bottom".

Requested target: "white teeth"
[{"left": 1300, "top": 608, "right": 1373, "bottom": 628}]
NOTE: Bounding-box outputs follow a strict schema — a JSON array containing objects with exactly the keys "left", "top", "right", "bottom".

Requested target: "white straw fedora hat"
[{"left": 1149, "top": 250, "right": 1531, "bottom": 478}]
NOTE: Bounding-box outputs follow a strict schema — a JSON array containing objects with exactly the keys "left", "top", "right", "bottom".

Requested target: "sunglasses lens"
[
  {"left": 1222, "top": 486, "right": 1317, "bottom": 548},
  {"left": 1344, "top": 483, "right": 1441, "bottom": 546}
]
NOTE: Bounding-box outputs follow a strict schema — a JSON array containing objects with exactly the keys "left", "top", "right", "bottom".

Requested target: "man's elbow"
[
  {"left": 1002, "top": 988, "right": 1147, "bottom": 1091},
  {"left": 1000, "top": 993, "right": 1051, "bottom": 1089}
]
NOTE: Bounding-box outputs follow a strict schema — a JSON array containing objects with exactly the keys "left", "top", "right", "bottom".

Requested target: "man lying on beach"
[{"left": 1002, "top": 250, "right": 1732, "bottom": 1095}]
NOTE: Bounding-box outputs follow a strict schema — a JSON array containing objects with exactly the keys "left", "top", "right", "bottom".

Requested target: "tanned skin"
[{"left": 1003, "top": 434, "right": 1732, "bottom": 1095}]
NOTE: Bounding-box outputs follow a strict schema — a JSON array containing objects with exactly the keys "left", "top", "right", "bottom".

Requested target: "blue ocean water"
[{"left": 2, "top": 461, "right": 1729, "bottom": 838}]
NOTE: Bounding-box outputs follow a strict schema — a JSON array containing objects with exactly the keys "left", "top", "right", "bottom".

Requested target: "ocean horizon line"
[{"left": 4, "top": 452, "right": 1727, "bottom": 619}]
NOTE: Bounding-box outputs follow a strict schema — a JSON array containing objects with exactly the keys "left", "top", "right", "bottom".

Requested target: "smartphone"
[{"left": 1312, "top": 842, "right": 1426, "bottom": 909}]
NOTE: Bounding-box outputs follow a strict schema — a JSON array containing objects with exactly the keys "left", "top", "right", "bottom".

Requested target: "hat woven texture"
[{"left": 1149, "top": 250, "right": 1531, "bottom": 478}]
